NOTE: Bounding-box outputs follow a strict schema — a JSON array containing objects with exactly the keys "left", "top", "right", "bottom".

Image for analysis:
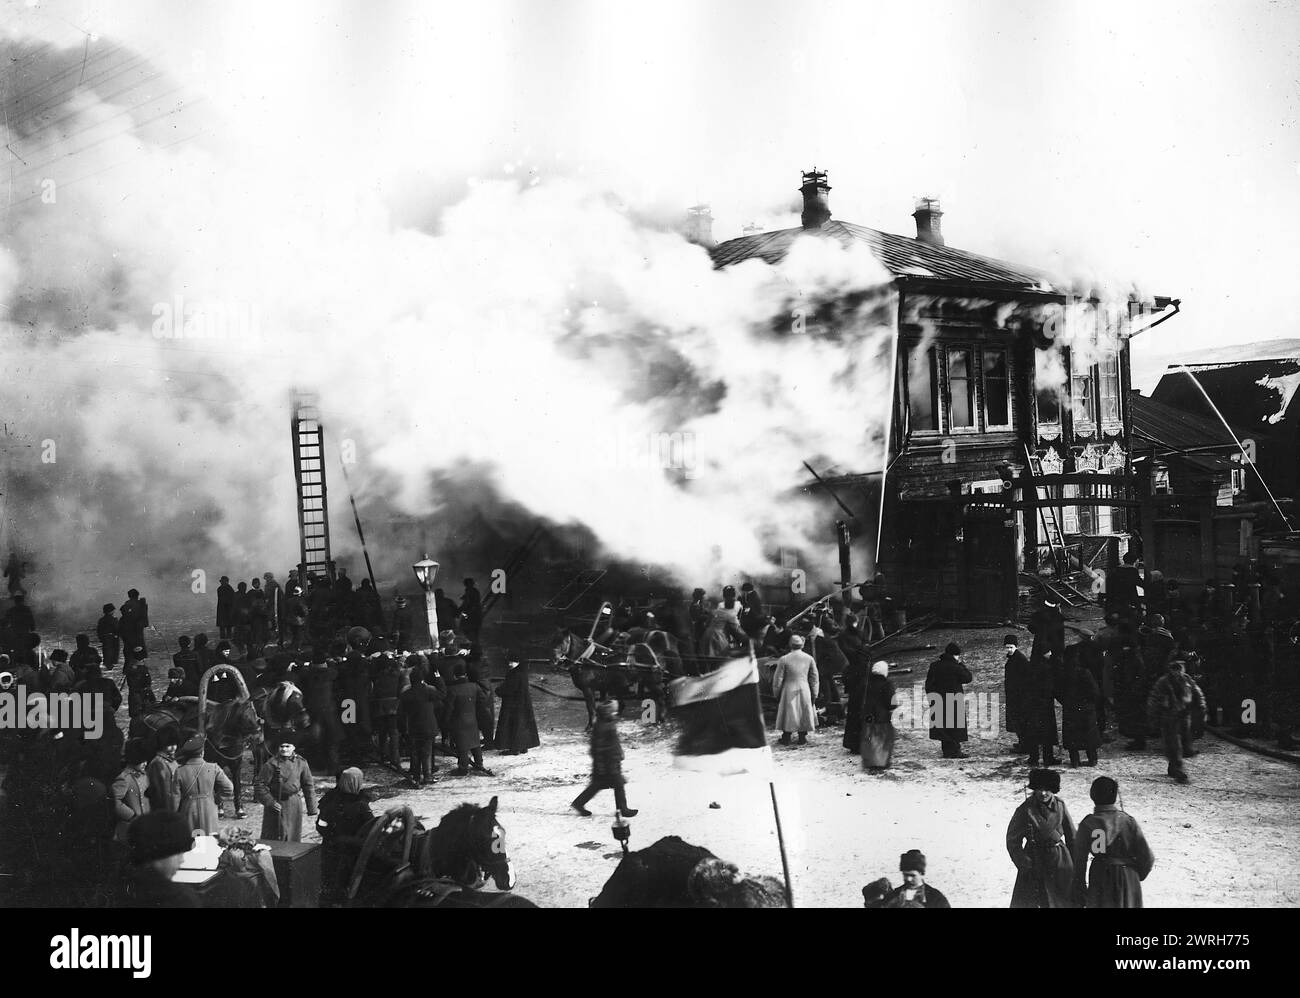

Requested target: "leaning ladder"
[
  {"left": 1024, "top": 444, "right": 1068, "bottom": 578},
  {"left": 291, "top": 392, "right": 333, "bottom": 580}
]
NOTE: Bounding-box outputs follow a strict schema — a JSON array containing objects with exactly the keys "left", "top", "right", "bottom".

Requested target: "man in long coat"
[
  {"left": 1071, "top": 776, "right": 1154, "bottom": 908},
  {"left": 925, "top": 641, "right": 973, "bottom": 759},
  {"left": 172, "top": 734, "right": 234, "bottom": 834},
  {"left": 400, "top": 665, "right": 443, "bottom": 785},
  {"left": 119, "top": 589, "right": 149, "bottom": 660},
  {"left": 1007, "top": 768, "right": 1077, "bottom": 908},
  {"left": 772, "top": 635, "right": 819, "bottom": 744},
  {"left": 1021, "top": 644, "right": 1061, "bottom": 767},
  {"left": 254, "top": 740, "right": 317, "bottom": 841},
  {"left": 442, "top": 664, "right": 494, "bottom": 776},
  {"left": 1003, "top": 634, "right": 1031, "bottom": 753},
  {"left": 216, "top": 576, "right": 235, "bottom": 639}
]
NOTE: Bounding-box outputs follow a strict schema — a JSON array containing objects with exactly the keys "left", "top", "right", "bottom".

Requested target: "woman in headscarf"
[
  {"left": 494, "top": 658, "right": 541, "bottom": 755},
  {"left": 1006, "top": 768, "right": 1077, "bottom": 908},
  {"left": 316, "top": 767, "right": 374, "bottom": 903},
  {"left": 771, "top": 634, "right": 819, "bottom": 746},
  {"left": 859, "top": 661, "right": 897, "bottom": 770}
]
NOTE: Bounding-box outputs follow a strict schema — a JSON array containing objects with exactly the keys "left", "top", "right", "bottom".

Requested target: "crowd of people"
[
  {"left": 0, "top": 567, "right": 535, "bottom": 908},
  {"left": 1, "top": 550, "right": 1294, "bottom": 909}
]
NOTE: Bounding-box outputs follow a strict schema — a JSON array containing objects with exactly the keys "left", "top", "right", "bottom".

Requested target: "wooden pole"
[{"left": 768, "top": 781, "right": 795, "bottom": 908}]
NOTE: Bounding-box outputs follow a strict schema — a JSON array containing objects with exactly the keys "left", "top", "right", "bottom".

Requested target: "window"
[
  {"left": 1061, "top": 484, "right": 1079, "bottom": 534},
  {"left": 1231, "top": 467, "right": 1246, "bottom": 495},
  {"left": 1037, "top": 387, "right": 1061, "bottom": 426},
  {"left": 1071, "top": 359, "right": 1095, "bottom": 426},
  {"left": 1153, "top": 466, "right": 1171, "bottom": 494},
  {"left": 1099, "top": 352, "right": 1121, "bottom": 423},
  {"left": 907, "top": 344, "right": 939, "bottom": 432},
  {"left": 983, "top": 350, "right": 1011, "bottom": 428},
  {"left": 947, "top": 348, "right": 974, "bottom": 429}
]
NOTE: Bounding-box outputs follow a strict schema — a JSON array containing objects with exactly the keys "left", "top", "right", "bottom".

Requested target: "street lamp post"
[{"left": 412, "top": 555, "right": 440, "bottom": 654}]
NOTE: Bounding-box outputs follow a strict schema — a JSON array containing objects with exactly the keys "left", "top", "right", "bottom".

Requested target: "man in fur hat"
[
  {"left": 254, "top": 739, "right": 317, "bottom": 841},
  {"left": 1006, "top": 769, "right": 1077, "bottom": 908},
  {"left": 879, "top": 850, "right": 950, "bottom": 908},
  {"left": 1071, "top": 776, "right": 1154, "bottom": 908},
  {"left": 124, "top": 810, "right": 201, "bottom": 908}
]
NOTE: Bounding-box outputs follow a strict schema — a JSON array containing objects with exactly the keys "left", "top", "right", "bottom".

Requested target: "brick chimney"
[
  {"left": 913, "top": 197, "right": 944, "bottom": 246},
  {"left": 683, "top": 203, "right": 715, "bottom": 248},
  {"left": 800, "top": 170, "right": 831, "bottom": 229}
]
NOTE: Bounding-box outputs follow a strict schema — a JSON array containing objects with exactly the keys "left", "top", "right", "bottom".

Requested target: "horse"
[
  {"left": 344, "top": 799, "right": 539, "bottom": 908},
  {"left": 133, "top": 665, "right": 263, "bottom": 818},
  {"left": 552, "top": 628, "right": 671, "bottom": 729}
]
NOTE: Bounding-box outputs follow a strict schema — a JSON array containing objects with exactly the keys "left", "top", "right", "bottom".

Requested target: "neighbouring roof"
[
  {"left": 1152, "top": 354, "right": 1300, "bottom": 431},
  {"left": 1130, "top": 391, "right": 1242, "bottom": 452},
  {"left": 1172, "top": 338, "right": 1300, "bottom": 369},
  {"left": 710, "top": 219, "right": 1058, "bottom": 289}
]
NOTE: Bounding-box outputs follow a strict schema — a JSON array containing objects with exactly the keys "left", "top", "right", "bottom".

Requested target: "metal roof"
[
  {"left": 1130, "top": 391, "right": 1242, "bottom": 454},
  {"left": 710, "top": 219, "right": 1057, "bottom": 289}
]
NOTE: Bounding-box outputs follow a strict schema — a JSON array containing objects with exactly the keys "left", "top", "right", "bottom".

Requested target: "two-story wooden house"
[{"left": 711, "top": 170, "right": 1175, "bottom": 620}]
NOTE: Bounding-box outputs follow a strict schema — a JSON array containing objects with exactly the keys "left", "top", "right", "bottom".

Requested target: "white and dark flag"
[{"left": 669, "top": 653, "right": 771, "bottom": 775}]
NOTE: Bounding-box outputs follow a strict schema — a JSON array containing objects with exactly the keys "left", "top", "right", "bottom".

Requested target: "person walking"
[
  {"left": 1071, "top": 776, "right": 1155, "bottom": 908},
  {"left": 771, "top": 634, "right": 819, "bottom": 745},
  {"left": 1006, "top": 768, "right": 1077, "bottom": 908},
  {"left": 254, "top": 739, "right": 317, "bottom": 841},
  {"left": 172, "top": 734, "right": 234, "bottom": 835},
  {"left": 571, "top": 699, "right": 638, "bottom": 818},
  {"left": 494, "top": 658, "right": 540, "bottom": 755},
  {"left": 1147, "top": 658, "right": 1204, "bottom": 785},
  {"left": 925, "top": 642, "right": 973, "bottom": 759},
  {"left": 399, "top": 665, "right": 443, "bottom": 785},
  {"left": 859, "top": 660, "right": 897, "bottom": 770}
]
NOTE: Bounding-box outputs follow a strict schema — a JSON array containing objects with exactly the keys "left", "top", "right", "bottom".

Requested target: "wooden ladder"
[
  {"left": 1024, "top": 444, "right": 1069, "bottom": 579},
  {"left": 291, "top": 392, "right": 333, "bottom": 580}
]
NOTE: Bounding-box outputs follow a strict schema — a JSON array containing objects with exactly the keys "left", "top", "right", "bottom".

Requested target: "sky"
[
  {"left": 5, "top": 0, "right": 1297, "bottom": 362},
  {"left": 1, "top": 0, "right": 1298, "bottom": 607}
]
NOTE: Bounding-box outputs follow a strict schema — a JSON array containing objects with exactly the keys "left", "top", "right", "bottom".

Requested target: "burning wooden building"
[{"left": 711, "top": 170, "right": 1178, "bottom": 621}]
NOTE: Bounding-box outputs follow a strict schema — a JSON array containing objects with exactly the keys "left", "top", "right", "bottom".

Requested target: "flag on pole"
[{"left": 669, "top": 652, "right": 771, "bottom": 775}]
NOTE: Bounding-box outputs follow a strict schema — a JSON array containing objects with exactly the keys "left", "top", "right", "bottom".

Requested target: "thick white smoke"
[{"left": 0, "top": 38, "right": 897, "bottom": 622}]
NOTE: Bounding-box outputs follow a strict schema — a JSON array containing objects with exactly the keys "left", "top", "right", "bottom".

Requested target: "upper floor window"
[
  {"left": 904, "top": 338, "right": 1015, "bottom": 436},
  {"left": 947, "top": 348, "right": 975, "bottom": 429},
  {"left": 1099, "top": 352, "right": 1121, "bottom": 423},
  {"left": 1071, "top": 363, "right": 1095, "bottom": 426},
  {"left": 907, "top": 344, "right": 939, "bottom": 432},
  {"left": 983, "top": 350, "right": 1011, "bottom": 429}
]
